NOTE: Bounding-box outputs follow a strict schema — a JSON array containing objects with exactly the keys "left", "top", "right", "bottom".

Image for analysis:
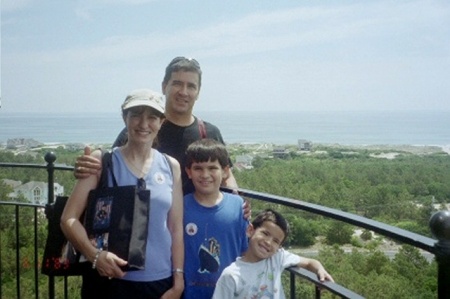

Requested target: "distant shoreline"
[
  {"left": 2, "top": 110, "right": 450, "bottom": 146},
  {"left": 3, "top": 140, "right": 448, "bottom": 156}
]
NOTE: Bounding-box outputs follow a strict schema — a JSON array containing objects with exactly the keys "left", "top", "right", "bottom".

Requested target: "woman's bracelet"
[
  {"left": 172, "top": 268, "right": 184, "bottom": 274},
  {"left": 92, "top": 249, "right": 103, "bottom": 269}
]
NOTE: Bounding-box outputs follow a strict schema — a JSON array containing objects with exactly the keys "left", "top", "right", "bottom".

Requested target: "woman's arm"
[
  {"left": 61, "top": 149, "right": 127, "bottom": 278},
  {"left": 162, "top": 156, "right": 184, "bottom": 298},
  {"left": 61, "top": 149, "right": 101, "bottom": 258}
]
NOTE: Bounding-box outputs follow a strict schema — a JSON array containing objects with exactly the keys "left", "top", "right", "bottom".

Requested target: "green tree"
[
  {"left": 325, "top": 221, "right": 353, "bottom": 245},
  {"left": 288, "top": 217, "right": 318, "bottom": 247}
]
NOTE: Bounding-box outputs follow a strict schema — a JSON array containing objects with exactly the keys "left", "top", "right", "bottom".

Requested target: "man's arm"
[
  {"left": 74, "top": 128, "right": 127, "bottom": 179},
  {"left": 221, "top": 169, "right": 251, "bottom": 220},
  {"left": 221, "top": 168, "right": 238, "bottom": 190},
  {"left": 74, "top": 146, "right": 102, "bottom": 179}
]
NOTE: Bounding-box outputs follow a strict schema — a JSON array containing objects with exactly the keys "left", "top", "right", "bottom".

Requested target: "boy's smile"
[
  {"left": 186, "top": 159, "right": 227, "bottom": 204},
  {"left": 244, "top": 221, "right": 285, "bottom": 262}
]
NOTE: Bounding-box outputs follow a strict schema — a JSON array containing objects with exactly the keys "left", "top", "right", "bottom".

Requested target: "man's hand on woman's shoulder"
[{"left": 73, "top": 146, "right": 102, "bottom": 179}]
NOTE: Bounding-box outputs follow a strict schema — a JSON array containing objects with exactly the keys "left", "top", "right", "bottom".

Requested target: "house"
[
  {"left": 272, "top": 147, "right": 290, "bottom": 159},
  {"left": 298, "top": 139, "right": 312, "bottom": 151},
  {"left": 234, "top": 155, "right": 254, "bottom": 170},
  {"left": 6, "top": 138, "right": 44, "bottom": 149},
  {"left": 3, "top": 179, "right": 64, "bottom": 204}
]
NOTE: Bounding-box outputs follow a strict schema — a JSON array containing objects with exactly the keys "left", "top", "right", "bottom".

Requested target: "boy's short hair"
[
  {"left": 163, "top": 56, "right": 202, "bottom": 88},
  {"left": 252, "top": 209, "right": 290, "bottom": 244},
  {"left": 185, "top": 139, "right": 229, "bottom": 168}
]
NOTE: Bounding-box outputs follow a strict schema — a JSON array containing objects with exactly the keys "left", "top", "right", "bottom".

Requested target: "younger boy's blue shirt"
[{"left": 183, "top": 192, "right": 249, "bottom": 299}]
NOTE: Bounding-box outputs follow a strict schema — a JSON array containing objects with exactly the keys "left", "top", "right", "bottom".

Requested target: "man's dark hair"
[
  {"left": 185, "top": 139, "right": 229, "bottom": 169},
  {"left": 163, "top": 56, "right": 202, "bottom": 88},
  {"left": 252, "top": 209, "right": 290, "bottom": 244}
]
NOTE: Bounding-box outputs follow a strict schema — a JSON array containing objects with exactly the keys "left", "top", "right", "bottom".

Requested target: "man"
[{"left": 75, "top": 56, "right": 239, "bottom": 195}]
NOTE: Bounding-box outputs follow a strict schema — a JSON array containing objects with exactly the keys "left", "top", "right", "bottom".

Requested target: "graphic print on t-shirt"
[{"left": 198, "top": 237, "right": 220, "bottom": 273}]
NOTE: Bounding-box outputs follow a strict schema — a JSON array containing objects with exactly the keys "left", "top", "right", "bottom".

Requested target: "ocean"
[{"left": 1, "top": 111, "right": 449, "bottom": 147}]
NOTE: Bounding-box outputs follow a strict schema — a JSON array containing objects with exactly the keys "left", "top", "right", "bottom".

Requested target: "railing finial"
[
  {"left": 430, "top": 210, "right": 450, "bottom": 240},
  {"left": 429, "top": 210, "right": 450, "bottom": 299},
  {"left": 44, "top": 152, "right": 56, "bottom": 164}
]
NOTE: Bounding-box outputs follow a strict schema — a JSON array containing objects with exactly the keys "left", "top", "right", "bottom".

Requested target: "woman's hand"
[{"left": 95, "top": 251, "right": 127, "bottom": 279}]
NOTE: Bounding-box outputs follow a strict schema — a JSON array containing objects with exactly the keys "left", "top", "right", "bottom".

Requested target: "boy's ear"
[
  {"left": 185, "top": 167, "right": 192, "bottom": 179},
  {"left": 222, "top": 166, "right": 230, "bottom": 181},
  {"left": 246, "top": 223, "right": 255, "bottom": 238}
]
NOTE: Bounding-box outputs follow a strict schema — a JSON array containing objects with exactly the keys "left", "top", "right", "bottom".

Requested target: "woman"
[{"left": 61, "top": 89, "right": 184, "bottom": 299}]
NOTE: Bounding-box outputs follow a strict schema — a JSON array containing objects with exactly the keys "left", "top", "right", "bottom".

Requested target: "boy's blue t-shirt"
[{"left": 183, "top": 192, "right": 249, "bottom": 299}]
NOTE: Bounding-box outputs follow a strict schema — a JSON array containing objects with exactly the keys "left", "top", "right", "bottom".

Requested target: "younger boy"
[
  {"left": 213, "top": 209, "right": 334, "bottom": 299},
  {"left": 183, "top": 139, "right": 249, "bottom": 298}
]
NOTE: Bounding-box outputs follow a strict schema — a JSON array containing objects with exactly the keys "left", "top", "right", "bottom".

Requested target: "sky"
[{"left": 1, "top": 0, "right": 449, "bottom": 114}]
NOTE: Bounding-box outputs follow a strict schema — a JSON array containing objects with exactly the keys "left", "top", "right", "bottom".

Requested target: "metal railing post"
[
  {"left": 15, "top": 206, "right": 21, "bottom": 299},
  {"left": 429, "top": 210, "right": 450, "bottom": 299},
  {"left": 45, "top": 152, "right": 56, "bottom": 205},
  {"left": 45, "top": 152, "right": 57, "bottom": 299},
  {"left": 290, "top": 271, "right": 296, "bottom": 299}
]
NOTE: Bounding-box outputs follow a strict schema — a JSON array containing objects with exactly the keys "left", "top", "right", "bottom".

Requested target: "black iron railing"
[{"left": 1, "top": 152, "right": 449, "bottom": 298}]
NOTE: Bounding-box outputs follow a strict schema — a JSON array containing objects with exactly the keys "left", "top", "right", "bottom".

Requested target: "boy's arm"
[{"left": 298, "top": 257, "right": 334, "bottom": 283}]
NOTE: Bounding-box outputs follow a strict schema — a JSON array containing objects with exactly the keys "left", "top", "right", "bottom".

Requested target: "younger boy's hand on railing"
[{"left": 317, "top": 268, "right": 334, "bottom": 283}]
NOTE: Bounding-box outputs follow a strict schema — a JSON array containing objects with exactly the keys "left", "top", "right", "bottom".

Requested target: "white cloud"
[
  {"left": 1, "top": 0, "right": 449, "bottom": 113},
  {"left": 1, "top": 0, "right": 34, "bottom": 12}
]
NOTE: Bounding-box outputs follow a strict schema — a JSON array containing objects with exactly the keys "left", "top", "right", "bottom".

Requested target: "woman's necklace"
[{"left": 122, "top": 149, "right": 152, "bottom": 178}]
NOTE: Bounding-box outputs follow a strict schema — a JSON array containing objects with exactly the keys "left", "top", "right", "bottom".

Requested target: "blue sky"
[{"left": 1, "top": 0, "right": 449, "bottom": 114}]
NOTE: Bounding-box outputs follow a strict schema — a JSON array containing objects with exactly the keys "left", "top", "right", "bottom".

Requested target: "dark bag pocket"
[
  {"left": 84, "top": 186, "right": 150, "bottom": 271},
  {"left": 41, "top": 196, "right": 89, "bottom": 276}
]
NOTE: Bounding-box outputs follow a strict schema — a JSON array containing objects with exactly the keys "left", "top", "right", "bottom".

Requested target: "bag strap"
[
  {"left": 98, "top": 150, "right": 118, "bottom": 188},
  {"left": 162, "top": 153, "right": 173, "bottom": 176},
  {"left": 197, "top": 118, "right": 207, "bottom": 139}
]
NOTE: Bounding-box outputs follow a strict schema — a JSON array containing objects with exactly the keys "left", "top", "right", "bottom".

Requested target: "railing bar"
[
  {"left": 64, "top": 276, "right": 69, "bottom": 299},
  {"left": 0, "top": 162, "right": 73, "bottom": 171},
  {"left": 290, "top": 271, "right": 295, "bottom": 299},
  {"left": 0, "top": 213, "right": 3, "bottom": 299},
  {"left": 46, "top": 153, "right": 56, "bottom": 299},
  {"left": 15, "top": 205, "right": 21, "bottom": 299},
  {"left": 49, "top": 276, "right": 55, "bottom": 299},
  {"left": 235, "top": 188, "right": 436, "bottom": 253},
  {"left": 286, "top": 268, "right": 365, "bottom": 299},
  {"left": 315, "top": 285, "right": 320, "bottom": 299},
  {"left": 0, "top": 201, "right": 45, "bottom": 208},
  {"left": 34, "top": 207, "right": 39, "bottom": 299}
]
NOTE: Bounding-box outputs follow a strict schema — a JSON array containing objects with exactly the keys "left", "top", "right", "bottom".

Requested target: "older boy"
[
  {"left": 213, "top": 209, "right": 334, "bottom": 299},
  {"left": 183, "top": 139, "right": 249, "bottom": 298}
]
